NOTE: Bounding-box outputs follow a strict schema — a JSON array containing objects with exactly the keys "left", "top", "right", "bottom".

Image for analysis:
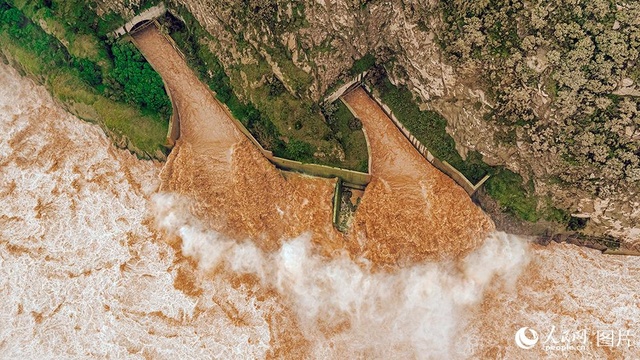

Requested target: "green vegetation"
[
  {"left": 371, "top": 71, "right": 579, "bottom": 225},
  {"left": 322, "top": 100, "right": 368, "bottom": 172},
  {"left": 540, "top": 199, "right": 570, "bottom": 224},
  {"left": 7, "top": 0, "right": 618, "bottom": 232},
  {"left": 264, "top": 44, "right": 314, "bottom": 96},
  {"left": 2, "top": 0, "right": 369, "bottom": 168},
  {"left": 106, "top": 41, "right": 171, "bottom": 116},
  {"left": 432, "top": 0, "right": 640, "bottom": 232},
  {"left": 567, "top": 216, "right": 589, "bottom": 231},
  {"left": 158, "top": 10, "right": 287, "bottom": 155},
  {"left": 332, "top": 179, "right": 362, "bottom": 232},
  {"left": 229, "top": 0, "right": 307, "bottom": 36},
  {"left": 349, "top": 53, "right": 376, "bottom": 76},
  {"left": 438, "top": 0, "right": 640, "bottom": 217},
  {"left": 484, "top": 168, "right": 539, "bottom": 222},
  {"left": 0, "top": 0, "right": 169, "bottom": 157},
  {"left": 0, "top": 3, "right": 66, "bottom": 68}
]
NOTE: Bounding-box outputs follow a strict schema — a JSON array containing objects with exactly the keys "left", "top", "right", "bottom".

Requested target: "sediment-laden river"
[{"left": 1, "top": 57, "right": 638, "bottom": 358}]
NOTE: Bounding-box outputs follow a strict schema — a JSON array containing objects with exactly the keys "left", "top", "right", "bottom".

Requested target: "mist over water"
[{"left": 153, "top": 193, "right": 530, "bottom": 358}]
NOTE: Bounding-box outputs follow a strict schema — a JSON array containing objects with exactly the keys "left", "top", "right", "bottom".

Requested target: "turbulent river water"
[{"left": 0, "top": 41, "right": 639, "bottom": 358}]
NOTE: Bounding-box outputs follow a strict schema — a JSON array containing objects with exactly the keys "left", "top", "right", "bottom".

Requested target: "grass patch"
[
  {"left": 0, "top": 32, "right": 44, "bottom": 73},
  {"left": 265, "top": 44, "right": 314, "bottom": 95},
  {"left": 542, "top": 202, "right": 570, "bottom": 223},
  {"left": 50, "top": 70, "right": 167, "bottom": 154}
]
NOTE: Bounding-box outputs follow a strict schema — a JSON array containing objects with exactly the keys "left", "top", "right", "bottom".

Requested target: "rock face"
[{"left": 97, "top": 0, "right": 639, "bottom": 242}]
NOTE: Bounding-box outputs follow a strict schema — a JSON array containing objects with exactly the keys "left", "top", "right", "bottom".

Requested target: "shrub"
[
  {"left": 267, "top": 75, "right": 285, "bottom": 97},
  {"left": 285, "top": 139, "right": 314, "bottom": 161},
  {"left": 567, "top": 216, "right": 589, "bottom": 231},
  {"left": 485, "top": 168, "right": 539, "bottom": 222},
  {"left": 350, "top": 53, "right": 376, "bottom": 75},
  {"left": 106, "top": 41, "right": 171, "bottom": 116},
  {"left": 72, "top": 58, "right": 102, "bottom": 86}
]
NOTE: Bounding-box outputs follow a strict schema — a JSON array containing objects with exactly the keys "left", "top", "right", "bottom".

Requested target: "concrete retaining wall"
[
  {"left": 111, "top": 4, "right": 167, "bottom": 37},
  {"left": 359, "top": 83, "right": 489, "bottom": 196},
  {"left": 603, "top": 248, "right": 640, "bottom": 256},
  {"left": 324, "top": 72, "right": 368, "bottom": 104},
  {"left": 164, "top": 84, "right": 180, "bottom": 147},
  {"left": 268, "top": 156, "right": 370, "bottom": 187},
  {"left": 332, "top": 179, "right": 343, "bottom": 230},
  {"left": 540, "top": 233, "right": 639, "bottom": 256}
]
